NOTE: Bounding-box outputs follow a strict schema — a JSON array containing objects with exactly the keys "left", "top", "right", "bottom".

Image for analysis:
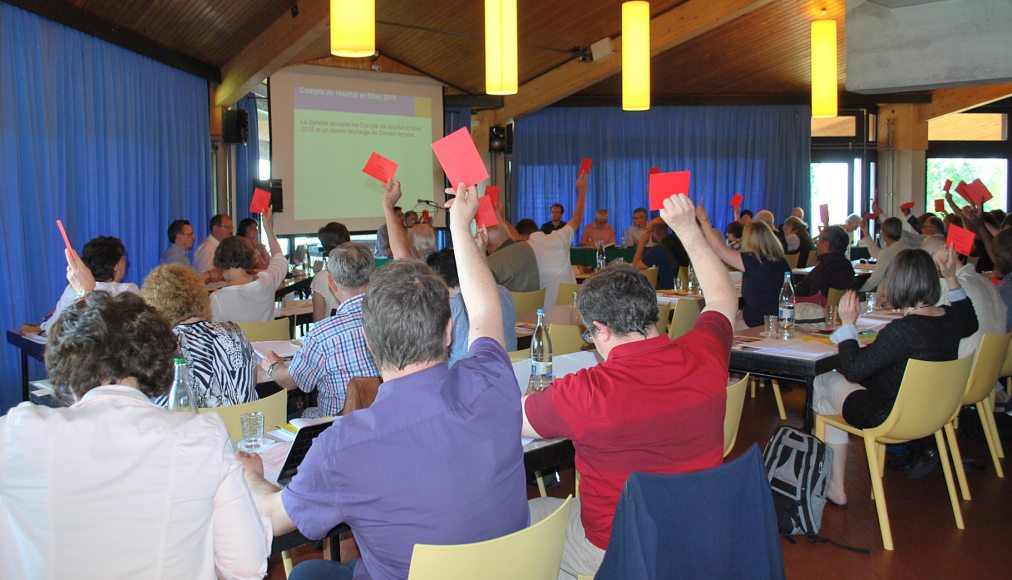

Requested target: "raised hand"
[
  {"left": 838, "top": 290, "right": 860, "bottom": 325},
  {"left": 694, "top": 202, "right": 710, "bottom": 225},
  {"left": 445, "top": 183, "right": 479, "bottom": 225},
  {"left": 65, "top": 248, "right": 96, "bottom": 294},
  {"left": 660, "top": 194, "right": 696, "bottom": 235},
  {"left": 383, "top": 178, "right": 402, "bottom": 209},
  {"left": 932, "top": 243, "right": 958, "bottom": 280}
]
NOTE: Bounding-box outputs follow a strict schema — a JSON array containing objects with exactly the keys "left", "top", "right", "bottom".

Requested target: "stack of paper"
[
  {"left": 252, "top": 340, "right": 303, "bottom": 360},
  {"left": 740, "top": 338, "right": 836, "bottom": 360}
]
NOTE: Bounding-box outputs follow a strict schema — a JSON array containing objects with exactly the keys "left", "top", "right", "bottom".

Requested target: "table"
[
  {"left": 569, "top": 246, "right": 635, "bottom": 267},
  {"left": 7, "top": 329, "right": 46, "bottom": 402},
  {"left": 791, "top": 261, "right": 877, "bottom": 277}
]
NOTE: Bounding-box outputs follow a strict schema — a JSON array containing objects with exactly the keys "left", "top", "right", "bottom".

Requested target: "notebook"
[{"left": 261, "top": 419, "right": 334, "bottom": 486}]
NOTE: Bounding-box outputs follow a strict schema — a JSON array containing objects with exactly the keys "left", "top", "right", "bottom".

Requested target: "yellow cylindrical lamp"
[
  {"left": 622, "top": 1, "right": 650, "bottom": 112},
  {"left": 331, "top": 0, "right": 375, "bottom": 58},
  {"left": 485, "top": 0, "right": 518, "bottom": 95},
  {"left": 811, "top": 20, "right": 838, "bottom": 118}
]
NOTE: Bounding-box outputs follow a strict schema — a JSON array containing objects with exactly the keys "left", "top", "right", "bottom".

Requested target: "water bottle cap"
[
  {"left": 536, "top": 308, "right": 545, "bottom": 314},
  {"left": 174, "top": 356, "right": 187, "bottom": 365}
]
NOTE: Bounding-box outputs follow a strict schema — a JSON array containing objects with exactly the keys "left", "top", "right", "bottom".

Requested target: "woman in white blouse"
[{"left": 210, "top": 205, "right": 288, "bottom": 322}]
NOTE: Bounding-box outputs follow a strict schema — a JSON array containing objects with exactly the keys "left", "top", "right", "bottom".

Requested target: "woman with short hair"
[
  {"left": 782, "top": 216, "right": 814, "bottom": 267},
  {"left": 813, "top": 246, "right": 977, "bottom": 505},
  {"left": 142, "top": 264, "right": 259, "bottom": 408},
  {"left": 210, "top": 206, "right": 287, "bottom": 322},
  {"left": 237, "top": 217, "right": 270, "bottom": 269}
]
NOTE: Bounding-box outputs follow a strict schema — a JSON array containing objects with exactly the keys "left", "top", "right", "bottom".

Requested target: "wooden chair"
[
  {"left": 641, "top": 266, "right": 659, "bottom": 289},
  {"left": 198, "top": 390, "right": 288, "bottom": 441},
  {"left": 749, "top": 376, "right": 787, "bottom": 422},
  {"left": 655, "top": 302, "right": 671, "bottom": 336},
  {"left": 667, "top": 298, "right": 700, "bottom": 340},
  {"left": 785, "top": 252, "right": 800, "bottom": 269},
  {"left": 407, "top": 496, "right": 572, "bottom": 580},
  {"left": 677, "top": 266, "right": 689, "bottom": 291},
  {"left": 340, "top": 377, "right": 382, "bottom": 415},
  {"left": 724, "top": 374, "right": 750, "bottom": 457},
  {"left": 826, "top": 287, "right": 846, "bottom": 309},
  {"left": 807, "top": 250, "right": 818, "bottom": 267},
  {"left": 549, "top": 324, "right": 584, "bottom": 355},
  {"left": 511, "top": 288, "right": 547, "bottom": 312},
  {"left": 236, "top": 317, "right": 292, "bottom": 341},
  {"left": 814, "top": 356, "right": 974, "bottom": 550},
  {"left": 555, "top": 283, "right": 581, "bottom": 306}
]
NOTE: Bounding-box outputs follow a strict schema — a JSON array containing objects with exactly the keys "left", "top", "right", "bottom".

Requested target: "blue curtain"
[
  {"left": 510, "top": 105, "right": 810, "bottom": 239},
  {"left": 233, "top": 94, "right": 261, "bottom": 222},
  {"left": 444, "top": 106, "right": 472, "bottom": 136},
  {"left": 0, "top": 4, "right": 212, "bottom": 412}
]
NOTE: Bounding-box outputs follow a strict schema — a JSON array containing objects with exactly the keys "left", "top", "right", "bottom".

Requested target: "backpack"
[{"left": 762, "top": 426, "right": 832, "bottom": 537}]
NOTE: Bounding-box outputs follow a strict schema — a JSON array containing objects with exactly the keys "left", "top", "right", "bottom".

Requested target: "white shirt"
[
  {"left": 41, "top": 281, "right": 141, "bottom": 334},
  {"left": 953, "top": 263, "right": 1007, "bottom": 358},
  {"left": 0, "top": 386, "right": 270, "bottom": 579},
  {"left": 210, "top": 254, "right": 288, "bottom": 322},
  {"left": 527, "top": 226, "right": 576, "bottom": 308},
  {"left": 311, "top": 270, "right": 340, "bottom": 316},
  {"left": 194, "top": 236, "right": 220, "bottom": 273}
]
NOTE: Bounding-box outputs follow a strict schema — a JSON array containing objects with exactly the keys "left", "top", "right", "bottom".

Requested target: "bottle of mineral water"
[
  {"left": 778, "top": 272, "right": 796, "bottom": 337},
  {"left": 527, "top": 309, "right": 553, "bottom": 394},
  {"left": 167, "top": 357, "right": 197, "bottom": 413},
  {"left": 595, "top": 241, "right": 607, "bottom": 271}
]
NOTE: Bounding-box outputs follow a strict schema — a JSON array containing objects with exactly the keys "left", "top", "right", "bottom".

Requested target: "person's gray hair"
[
  {"left": 576, "top": 263, "right": 658, "bottom": 337},
  {"left": 326, "top": 242, "right": 373, "bottom": 290},
  {"left": 408, "top": 223, "right": 437, "bottom": 258}
]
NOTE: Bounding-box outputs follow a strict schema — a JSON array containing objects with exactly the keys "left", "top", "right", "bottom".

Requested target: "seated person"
[
  {"left": 858, "top": 217, "right": 913, "bottom": 293},
  {"left": 632, "top": 218, "right": 678, "bottom": 289},
  {"left": 485, "top": 223, "right": 540, "bottom": 292},
  {"left": 735, "top": 207, "right": 754, "bottom": 226},
  {"left": 782, "top": 216, "right": 813, "bottom": 267},
  {"left": 2, "top": 284, "right": 268, "bottom": 578},
  {"left": 160, "top": 219, "right": 196, "bottom": 268},
  {"left": 236, "top": 217, "right": 270, "bottom": 270},
  {"left": 238, "top": 184, "right": 529, "bottom": 579},
  {"left": 426, "top": 248, "right": 517, "bottom": 366},
  {"left": 725, "top": 220, "right": 743, "bottom": 251},
  {"left": 142, "top": 264, "right": 259, "bottom": 408},
  {"left": 209, "top": 206, "right": 287, "bottom": 323},
  {"left": 696, "top": 206, "right": 790, "bottom": 328},
  {"left": 374, "top": 205, "right": 402, "bottom": 258},
  {"left": 380, "top": 179, "right": 438, "bottom": 261},
  {"left": 41, "top": 235, "right": 139, "bottom": 334},
  {"left": 756, "top": 210, "right": 787, "bottom": 250},
  {"left": 795, "top": 225, "right": 855, "bottom": 300},
  {"left": 522, "top": 193, "right": 738, "bottom": 580},
  {"left": 992, "top": 228, "right": 1012, "bottom": 332},
  {"left": 580, "top": 208, "right": 616, "bottom": 247},
  {"left": 541, "top": 202, "right": 566, "bottom": 234},
  {"left": 621, "top": 207, "right": 649, "bottom": 247},
  {"left": 261, "top": 243, "right": 379, "bottom": 418},
  {"left": 311, "top": 221, "right": 351, "bottom": 322},
  {"left": 813, "top": 247, "right": 977, "bottom": 505}
]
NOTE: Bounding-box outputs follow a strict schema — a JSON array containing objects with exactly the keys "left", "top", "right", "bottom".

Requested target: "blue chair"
[{"left": 596, "top": 445, "right": 785, "bottom": 580}]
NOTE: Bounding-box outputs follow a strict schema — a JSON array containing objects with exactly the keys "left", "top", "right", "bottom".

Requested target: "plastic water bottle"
[
  {"left": 865, "top": 291, "right": 876, "bottom": 314},
  {"left": 168, "top": 357, "right": 197, "bottom": 413},
  {"left": 527, "top": 309, "right": 553, "bottom": 394},
  {"left": 595, "top": 241, "right": 607, "bottom": 271},
  {"left": 778, "top": 272, "right": 796, "bottom": 338}
]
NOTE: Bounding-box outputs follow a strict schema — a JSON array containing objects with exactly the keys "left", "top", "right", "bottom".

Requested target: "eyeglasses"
[{"left": 581, "top": 328, "right": 594, "bottom": 344}]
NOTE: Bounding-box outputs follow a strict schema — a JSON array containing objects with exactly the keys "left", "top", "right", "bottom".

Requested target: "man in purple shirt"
[{"left": 238, "top": 182, "right": 528, "bottom": 580}]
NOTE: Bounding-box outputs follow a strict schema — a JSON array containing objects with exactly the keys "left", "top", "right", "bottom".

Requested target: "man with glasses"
[{"left": 160, "top": 219, "right": 195, "bottom": 268}]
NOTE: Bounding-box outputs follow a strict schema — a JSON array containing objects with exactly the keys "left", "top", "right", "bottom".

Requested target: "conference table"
[{"left": 6, "top": 329, "right": 46, "bottom": 402}]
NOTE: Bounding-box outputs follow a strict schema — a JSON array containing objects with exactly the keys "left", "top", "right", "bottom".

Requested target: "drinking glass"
[
  {"left": 826, "top": 305, "right": 838, "bottom": 327},
  {"left": 763, "top": 315, "right": 778, "bottom": 338},
  {"left": 240, "top": 411, "right": 264, "bottom": 452}
]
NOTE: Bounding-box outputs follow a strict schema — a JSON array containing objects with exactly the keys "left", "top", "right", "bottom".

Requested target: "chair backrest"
[
  {"left": 508, "top": 349, "right": 529, "bottom": 363},
  {"left": 199, "top": 390, "right": 288, "bottom": 441},
  {"left": 807, "top": 250, "right": 818, "bottom": 267},
  {"left": 236, "top": 317, "right": 292, "bottom": 341},
  {"left": 667, "top": 298, "right": 701, "bottom": 340},
  {"left": 871, "top": 357, "right": 974, "bottom": 442},
  {"left": 555, "top": 283, "right": 581, "bottom": 306},
  {"left": 723, "top": 374, "right": 750, "bottom": 457},
  {"left": 511, "top": 288, "right": 547, "bottom": 312},
  {"left": 785, "top": 252, "right": 800, "bottom": 269},
  {"left": 1000, "top": 331, "right": 1012, "bottom": 379},
  {"left": 655, "top": 302, "right": 671, "bottom": 335},
  {"left": 407, "top": 496, "right": 572, "bottom": 580},
  {"left": 340, "top": 377, "right": 382, "bottom": 415},
  {"left": 962, "top": 333, "right": 1012, "bottom": 406},
  {"left": 596, "top": 447, "right": 785, "bottom": 580},
  {"left": 549, "top": 324, "right": 584, "bottom": 355},
  {"left": 677, "top": 266, "right": 689, "bottom": 290},
  {"left": 641, "top": 266, "right": 659, "bottom": 290},
  {"left": 826, "top": 287, "right": 846, "bottom": 309}
]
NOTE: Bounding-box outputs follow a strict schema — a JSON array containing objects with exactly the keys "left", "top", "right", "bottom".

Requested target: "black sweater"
[{"left": 840, "top": 296, "right": 978, "bottom": 428}]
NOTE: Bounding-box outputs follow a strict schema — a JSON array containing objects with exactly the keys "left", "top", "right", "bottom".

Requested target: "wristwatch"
[{"left": 267, "top": 361, "right": 279, "bottom": 377}]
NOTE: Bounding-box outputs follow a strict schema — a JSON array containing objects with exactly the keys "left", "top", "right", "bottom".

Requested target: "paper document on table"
[
  {"left": 741, "top": 338, "right": 836, "bottom": 360},
  {"left": 259, "top": 439, "right": 293, "bottom": 485},
  {"left": 855, "top": 316, "right": 890, "bottom": 330},
  {"left": 252, "top": 340, "right": 302, "bottom": 360}
]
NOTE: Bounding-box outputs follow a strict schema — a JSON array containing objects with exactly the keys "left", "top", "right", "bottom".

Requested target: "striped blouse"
[{"left": 154, "top": 320, "right": 259, "bottom": 409}]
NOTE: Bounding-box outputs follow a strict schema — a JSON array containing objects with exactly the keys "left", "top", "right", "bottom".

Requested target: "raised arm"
[
  {"left": 631, "top": 229, "right": 651, "bottom": 270},
  {"left": 446, "top": 183, "right": 505, "bottom": 347},
  {"left": 694, "top": 204, "right": 745, "bottom": 271},
  {"left": 494, "top": 197, "right": 523, "bottom": 241},
  {"left": 382, "top": 179, "right": 412, "bottom": 260},
  {"left": 660, "top": 195, "right": 737, "bottom": 325},
  {"left": 262, "top": 206, "right": 283, "bottom": 257},
  {"left": 564, "top": 173, "right": 589, "bottom": 233}
]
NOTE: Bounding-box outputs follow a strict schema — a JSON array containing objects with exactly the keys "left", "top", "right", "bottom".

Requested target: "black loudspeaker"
[
  {"left": 489, "top": 125, "right": 505, "bottom": 153},
  {"left": 223, "top": 109, "right": 249, "bottom": 144}
]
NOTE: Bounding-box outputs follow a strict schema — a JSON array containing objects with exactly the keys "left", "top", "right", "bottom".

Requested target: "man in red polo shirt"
[{"left": 522, "top": 193, "right": 738, "bottom": 579}]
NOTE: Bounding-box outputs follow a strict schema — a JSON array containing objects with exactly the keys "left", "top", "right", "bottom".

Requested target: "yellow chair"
[
  {"left": 785, "top": 252, "right": 800, "bottom": 269},
  {"left": 407, "top": 496, "right": 573, "bottom": 580},
  {"left": 508, "top": 349, "right": 529, "bottom": 363},
  {"left": 749, "top": 377, "right": 786, "bottom": 422},
  {"left": 723, "top": 374, "right": 750, "bottom": 457},
  {"left": 667, "top": 298, "right": 700, "bottom": 340},
  {"left": 997, "top": 334, "right": 1012, "bottom": 458},
  {"left": 641, "top": 266, "right": 659, "bottom": 289},
  {"left": 549, "top": 324, "right": 584, "bottom": 355},
  {"left": 198, "top": 389, "right": 288, "bottom": 442},
  {"left": 555, "top": 283, "right": 581, "bottom": 306},
  {"left": 655, "top": 302, "right": 671, "bottom": 335},
  {"left": 236, "top": 317, "right": 292, "bottom": 341},
  {"left": 827, "top": 287, "right": 846, "bottom": 309},
  {"left": 807, "top": 250, "right": 818, "bottom": 267},
  {"left": 511, "top": 288, "right": 547, "bottom": 312},
  {"left": 677, "top": 266, "right": 689, "bottom": 291},
  {"left": 814, "top": 356, "right": 974, "bottom": 550}
]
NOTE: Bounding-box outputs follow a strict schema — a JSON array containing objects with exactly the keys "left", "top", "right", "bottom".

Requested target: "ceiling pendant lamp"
[
  {"left": 330, "top": 0, "right": 375, "bottom": 57},
  {"left": 811, "top": 19, "right": 838, "bottom": 118},
  {"left": 622, "top": 1, "right": 650, "bottom": 111},
  {"left": 485, "top": 0, "right": 518, "bottom": 95}
]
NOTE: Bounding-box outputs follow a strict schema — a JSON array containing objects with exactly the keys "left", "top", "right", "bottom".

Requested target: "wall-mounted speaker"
[
  {"left": 489, "top": 124, "right": 513, "bottom": 154},
  {"left": 223, "top": 109, "right": 249, "bottom": 144}
]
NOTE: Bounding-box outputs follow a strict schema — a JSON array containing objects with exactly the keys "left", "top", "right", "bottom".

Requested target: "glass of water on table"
[{"left": 240, "top": 411, "right": 264, "bottom": 452}]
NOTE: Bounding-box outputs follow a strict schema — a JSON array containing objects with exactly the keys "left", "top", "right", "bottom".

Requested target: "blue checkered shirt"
[{"left": 288, "top": 293, "right": 378, "bottom": 415}]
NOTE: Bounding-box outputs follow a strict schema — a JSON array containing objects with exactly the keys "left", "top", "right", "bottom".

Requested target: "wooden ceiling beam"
[
  {"left": 492, "top": 0, "right": 775, "bottom": 125},
  {"left": 917, "top": 82, "right": 1012, "bottom": 123},
  {"left": 215, "top": 0, "right": 329, "bottom": 108}
]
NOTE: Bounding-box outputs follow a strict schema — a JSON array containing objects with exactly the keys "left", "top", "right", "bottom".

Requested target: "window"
[
  {"left": 926, "top": 158, "right": 1008, "bottom": 212},
  {"left": 928, "top": 113, "right": 1006, "bottom": 142}
]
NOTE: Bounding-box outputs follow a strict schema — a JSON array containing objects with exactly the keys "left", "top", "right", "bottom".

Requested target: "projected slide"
[{"left": 293, "top": 88, "right": 432, "bottom": 220}]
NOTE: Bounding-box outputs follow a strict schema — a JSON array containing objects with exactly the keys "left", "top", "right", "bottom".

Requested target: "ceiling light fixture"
[
  {"left": 811, "top": 19, "right": 838, "bottom": 118},
  {"left": 485, "top": 0, "right": 518, "bottom": 95},
  {"left": 622, "top": 1, "right": 650, "bottom": 112},
  {"left": 330, "top": 0, "right": 375, "bottom": 58}
]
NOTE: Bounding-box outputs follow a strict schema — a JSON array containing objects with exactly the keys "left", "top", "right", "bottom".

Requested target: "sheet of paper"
[
  {"left": 648, "top": 171, "right": 690, "bottom": 210},
  {"left": 946, "top": 223, "right": 975, "bottom": 255},
  {"left": 258, "top": 440, "right": 293, "bottom": 485},
  {"left": 899, "top": 201, "right": 915, "bottom": 210},
  {"left": 943, "top": 179, "right": 952, "bottom": 193},
  {"left": 475, "top": 195, "right": 498, "bottom": 228},
  {"left": 934, "top": 199, "right": 945, "bottom": 212},
  {"left": 251, "top": 340, "right": 302, "bottom": 360},
  {"left": 511, "top": 350, "right": 602, "bottom": 396},
  {"left": 819, "top": 204, "right": 829, "bottom": 225},
  {"left": 485, "top": 185, "right": 500, "bottom": 207},
  {"left": 863, "top": 213, "right": 878, "bottom": 221},
  {"left": 361, "top": 151, "right": 398, "bottom": 183},
  {"left": 649, "top": 167, "right": 661, "bottom": 175},
  {"left": 964, "top": 178, "right": 993, "bottom": 206},
  {"left": 250, "top": 187, "right": 271, "bottom": 214},
  {"left": 954, "top": 181, "right": 971, "bottom": 205},
  {"left": 740, "top": 338, "right": 836, "bottom": 360},
  {"left": 579, "top": 158, "right": 593, "bottom": 176},
  {"left": 56, "top": 219, "right": 73, "bottom": 251},
  {"left": 730, "top": 192, "right": 744, "bottom": 208},
  {"left": 431, "top": 127, "right": 489, "bottom": 187}
]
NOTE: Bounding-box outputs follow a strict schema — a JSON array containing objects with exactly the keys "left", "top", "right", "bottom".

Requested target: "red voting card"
[
  {"left": 964, "top": 179, "right": 993, "bottom": 206},
  {"left": 648, "top": 171, "right": 690, "bottom": 211},
  {"left": 579, "top": 158, "right": 593, "bottom": 176},
  {"left": 475, "top": 195, "right": 498, "bottom": 229},
  {"left": 729, "top": 193, "right": 744, "bottom": 208},
  {"left": 819, "top": 204, "right": 830, "bottom": 225},
  {"left": 431, "top": 127, "right": 489, "bottom": 187},
  {"left": 56, "top": 219, "right": 73, "bottom": 251},
  {"left": 421, "top": 209, "right": 430, "bottom": 223},
  {"left": 934, "top": 199, "right": 945, "bottom": 212},
  {"left": 899, "top": 201, "right": 915, "bottom": 210},
  {"left": 863, "top": 213, "right": 878, "bottom": 221},
  {"left": 946, "top": 223, "right": 975, "bottom": 256},
  {"left": 362, "top": 152, "right": 398, "bottom": 183},
  {"left": 485, "top": 185, "right": 500, "bottom": 207},
  {"left": 943, "top": 179, "right": 952, "bottom": 193},
  {"left": 649, "top": 167, "right": 661, "bottom": 175},
  {"left": 250, "top": 187, "right": 271, "bottom": 214},
  {"left": 954, "top": 181, "right": 969, "bottom": 203}
]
